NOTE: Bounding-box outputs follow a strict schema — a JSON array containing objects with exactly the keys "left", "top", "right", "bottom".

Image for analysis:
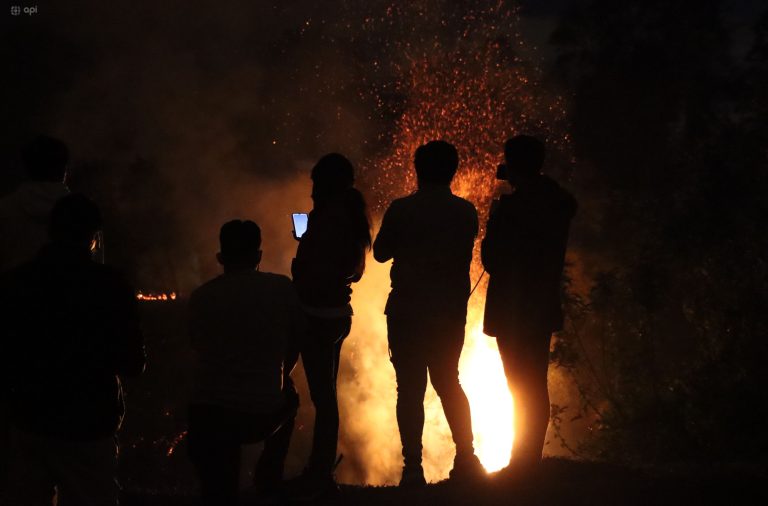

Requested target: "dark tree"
[{"left": 550, "top": 0, "right": 768, "bottom": 463}]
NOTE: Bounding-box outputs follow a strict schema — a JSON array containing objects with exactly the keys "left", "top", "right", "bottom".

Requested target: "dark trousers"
[
  {"left": 496, "top": 327, "right": 552, "bottom": 466},
  {"left": 299, "top": 315, "right": 351, "bottom": 476},
  {"left": 187, "top": 400, "right": 297, "bottom": 506},
  {"left": 387, "top": 314, "right": 475, "bottom": 469}
]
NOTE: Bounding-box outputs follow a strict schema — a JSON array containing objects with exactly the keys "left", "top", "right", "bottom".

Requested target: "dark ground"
[
  {"left": 122, "top": 458, "right": 766, "bottom": 506},
  {"left": 121, "top": 300, "right": 766, "bottom": 506}
]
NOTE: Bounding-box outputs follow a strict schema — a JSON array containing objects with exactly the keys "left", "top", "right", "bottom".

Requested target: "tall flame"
[{"left": 337, "top": 1, "right": 569, "bottom": 484}]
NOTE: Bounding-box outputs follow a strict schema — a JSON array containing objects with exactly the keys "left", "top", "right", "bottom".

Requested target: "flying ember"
[{"left": 340, "top": 0, "right": 570, "bottom": 483}]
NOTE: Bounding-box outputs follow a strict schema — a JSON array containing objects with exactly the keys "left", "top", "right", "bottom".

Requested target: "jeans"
[
  {"left": 387, "top": 314, "right": 475, "bottom": 469},
  {"left": 299, "top": 315, "right": 351, "bottom": 476},
  {"left": 1, "top": 425, "right": 118, "bottom": 506},
  {"left": 496, "top": 327, "right": 552, "bottom": 465},
  {"left": 187, "top": 398, "right": 297, "bottom": 506}
]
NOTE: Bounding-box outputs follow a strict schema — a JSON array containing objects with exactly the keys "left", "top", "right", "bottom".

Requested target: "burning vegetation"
[{"left": 136, "top": 291, "right": 178, "bottom": 302}]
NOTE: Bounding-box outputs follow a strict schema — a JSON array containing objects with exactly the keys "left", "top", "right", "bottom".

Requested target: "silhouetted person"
[
  {"left": 0, "top": 193, "right": 145, "bottom": 506},
  {"left": 481, "top": 135, "right": 576, "bottom": 471},
  {"left": 187, "top": 220, "right": 301, "bottom": 506},
  {"left": 374, "top": 140, "right": 483, "bottom": 486},
  {"left": 0, "top": 135, "right": 70, "bottom": 272},
  {"left": 288, "top": 153, "right": 371, "bottom": 499}
]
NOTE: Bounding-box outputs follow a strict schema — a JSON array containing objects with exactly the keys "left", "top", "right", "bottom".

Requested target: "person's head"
[
  {"left": 311, "top": 153, "right": 355, "bottom": 206},
  {"left": 216, "top": 220, "right": 262, "bottom": 272},
  {"left": 414, "top": 140, "right": 459, "bottom": 187},
  {"left": 503, "top": 135, "right": 545, "bottom": 185},
  {"left": 49, "top": 194, "right": 102, "bottom": 252},
  {"left": 22, "top": 135, "right": 69, "bottom": 183}
]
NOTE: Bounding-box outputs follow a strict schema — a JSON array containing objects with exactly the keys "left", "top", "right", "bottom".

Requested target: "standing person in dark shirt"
[
  {"left": 0, "top": 194, "right": 145, "bottom": 506},
  {"left": 289, "top": 153, "right": 371, "bottom": 499},
  {"left": 374, "top": 140, "right": 484, "bottom": 487},
  {"left": 186, "top": 220, "right": 302, "bottom": 506},
  {"left": 481, "top": 135, "right": 576, "bottom": 473}
]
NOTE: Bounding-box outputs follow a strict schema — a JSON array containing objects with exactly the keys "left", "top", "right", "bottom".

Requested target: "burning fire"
[
  {"left": 136, "top": 291, "right": 178, "bottom": 301},
  {"left": 337, "top": 0, "right": 569, "bottom": 484},
  {"left": 459, "top": 320, "right": 514, "bottom": 472}
]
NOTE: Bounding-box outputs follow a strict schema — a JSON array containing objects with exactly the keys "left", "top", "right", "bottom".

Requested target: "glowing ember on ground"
[
  {"left": 136, "top": 291, "right": 178, "bottom": 301},
  {"left": 166, "top": 430, "right": 188, "bottom": 457}
]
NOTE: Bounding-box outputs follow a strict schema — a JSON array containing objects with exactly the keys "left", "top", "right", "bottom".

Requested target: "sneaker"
[
  {"left": 399, "top": 464, "right": 427, "bottom": 488},
  {"left": 284, "top": 470, "right": 339, "bottom": 502},
  {"left": 449, "top": 453, "right": 486, "bottom": 482}
]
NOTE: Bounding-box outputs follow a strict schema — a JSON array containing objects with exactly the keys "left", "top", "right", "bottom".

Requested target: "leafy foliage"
[{"left": 550, "top": 0, "right": 768, "bottom": 463}]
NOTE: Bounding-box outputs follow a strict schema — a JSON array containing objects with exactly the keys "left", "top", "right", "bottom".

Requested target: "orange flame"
[
  {"left": 338, "top": 2, "right": 569, "bottom": 484},
  {"left": 136, "top": 291, "right": 178, "bottom": 301}
]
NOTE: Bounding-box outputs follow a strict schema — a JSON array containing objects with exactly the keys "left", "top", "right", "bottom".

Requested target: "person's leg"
[
  {"left": 52, "top": 436, "right": 118, "bottom": 506},
  {"left": 387, "top": 315, "right": 429, "bottom": 471},
  {"left": 255, "top": 390, "right": 300, "bottom": 487},
  {"left": 425, "top": 318, "right": 478, "bottom": 473},
  {"left": 1, "top": 426, "right": 57, "bottom": 506},
  {"left": 497, "top": 330, "right": 552, "bottom": 466},
  {"left": 187, "top": 404, "right": 242, "bottom": 506},
  {"left": 301, "top": 316, "right": 351, "bottom": 476}
]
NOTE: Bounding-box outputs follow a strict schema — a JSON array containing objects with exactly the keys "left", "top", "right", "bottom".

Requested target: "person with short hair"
[
  {"left": 0, "top": 135, "right": 70, "bottom": 272},
  {"left": 187, "top": 220, "right": 302, "bottom": 506},
  {"left": 482, "top": 135, "right": 577, "bottom": 472},
  {"left": 0, "top": 193, "right": 145, "bottom": 506},
  {"left": 374, "top": 140, "right": 484, "bottom": 486}
]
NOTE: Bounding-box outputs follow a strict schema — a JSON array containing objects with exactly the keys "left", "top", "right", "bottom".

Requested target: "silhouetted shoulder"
[
  {"left": 541, "top": 176, "right": 577, "bottom": 218},
  {"left": 191, "top": 271, "right": 296, "bottom": 303},
  {"left": 189, "top": 274, "right": 226, "bottom": 301},
  {"left": 260, "top": 271, "right": 292, "bottom": 285},
  {"left": 261, "top": 271, "right": 297, "bottom": 298},
  {"left": 451, "top": 193, "right": 479, "bottom": 214},
  {"left": 388, "top": 194, "right": 414, "bottom": 210}
]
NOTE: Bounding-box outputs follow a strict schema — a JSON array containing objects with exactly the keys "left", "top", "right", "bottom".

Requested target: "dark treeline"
[{"left": 549, "top": 0, "right": 768, "bottom": 463}]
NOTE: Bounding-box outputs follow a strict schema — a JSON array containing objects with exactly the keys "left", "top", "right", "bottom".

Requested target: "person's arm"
[
  {"left": 373, "top": 202, "right": 399, "bottom": 263},
  {"left": 481, "top": 204, "right": 503, "bottom": 274}
]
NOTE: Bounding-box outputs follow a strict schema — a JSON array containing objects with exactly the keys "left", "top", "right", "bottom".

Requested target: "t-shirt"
[
  {"left": 188, "top": 270, "right": 303, "bottom": 414},
  {"left": 374, "top": 185, "right": 478, "bottom": 320}
]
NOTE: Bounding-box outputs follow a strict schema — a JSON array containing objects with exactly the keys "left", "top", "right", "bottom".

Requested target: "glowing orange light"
[{"left": 136, "top": 291, "right": 177, "bottom": 301}]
